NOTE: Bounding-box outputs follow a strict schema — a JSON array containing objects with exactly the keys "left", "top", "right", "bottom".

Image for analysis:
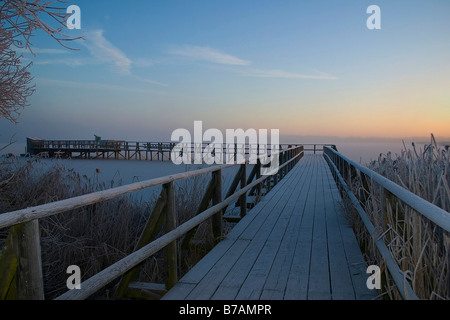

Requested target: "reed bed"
[
  {"left": 0, "top": 157, "right": 222, "bottom": 299},
  {"left": 347, "top": 135, "right": 450, "bottom": 299}
]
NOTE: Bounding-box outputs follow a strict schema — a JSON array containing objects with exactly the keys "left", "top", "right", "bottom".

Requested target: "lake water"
[
  {"left": 334, "top": 141, "right": 405, "bottom": 164},
  {"left": 2, "top": 138, "right": 442, "bottom": 192},
  {"left": 1, "top": 138, "right": 444, "bottom": 217}
]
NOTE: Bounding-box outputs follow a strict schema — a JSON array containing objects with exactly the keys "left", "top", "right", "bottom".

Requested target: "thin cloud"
[
  {"left": 83, "top": 29, "right": 132, "bottom": 75},
  {"left": 242, "top": 68, "right": 339, "bottom": 80},
  {"left": 15, "top": 47, "right": 70, "bottom": 55},
  {"left": 169, "top": 45, "right": 251, "bottom": 66},
  {"left": 132, "top": 58, "right": 155, "bottom": 68},
  {"left": 36, "top": 77, "right": 167, "bottom": 95},
  {"left": 81, "top": 29, "right": 165, "bottom": 86},
  {"left": 33, "top": 58, "right": 95, "bottom": 67}
]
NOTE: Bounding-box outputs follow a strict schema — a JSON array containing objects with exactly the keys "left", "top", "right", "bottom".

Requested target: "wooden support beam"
[
  {"left": 115, "top": 190, "right": 167, "bottom": 298},
  {"left": 239, "top": 163, "right": 247, "bottom": 218},
  {"left": 225, "top": 165, "right": 245, "bottom": 199},
  {"left": 125, "top": 282, "right": 167, "bottom": 300},
  {"left": 181, "top": 176, "right": 217, "bottom": 250},
  {"left": 247, "top": 160, "right": 259, "bottom": 196},
  {"left": 11, "top": 221, "right": 44, "bottom": 300},
  {"left": 0, "top": 228, "right": 19, "bottom": 300},
  {"left": 212, "top": 169, "right": 223, "bottom": 242},
  {"left": 164, "top": 182, "right": 177, "bottom": 289},
  {"left": 55, "top": 150, "right": 302, "bottom": 300}
]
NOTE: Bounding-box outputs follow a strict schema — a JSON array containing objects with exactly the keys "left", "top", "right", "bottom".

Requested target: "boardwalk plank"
[
  {"left": 323, "top": 168, "right": 356, "bottom": 300},
  {"left": 225, "top": 163, "right": 298, "bottom": 240},
  {"left": 284, "top": 157, "right": 316, "bottom": 300},
  {"left": 163, "top": 154, "right": 376, "bottom": 300},
  {"left": 161, "top": 282, "right": 196, "bottom": 300},
  {"left": 325, "top": 169, "right": 377, "bottom": 300},
  {"left": 261, "top": 157, "right": 312, "bottom": 298},
  {"left": 211, "top": 235, "right": 268, "bottom": 299},
  {"left": 214, "top": 165, "right": 305, "bottom": 300},
  {"left": 177, "top": 238, "right": 236, "bottom": 285},
  {"left": 307, "top": 161, "right": 331, "bottom": 300},
  {"left": 186, "top": 239, "right": 250, "bottom": 299}
]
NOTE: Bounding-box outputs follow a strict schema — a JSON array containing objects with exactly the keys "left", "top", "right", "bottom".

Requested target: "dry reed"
[
  {"left": 0, "top": 157, "right": 221, "bottom": 299},
  {"left": 347, "top": 134, "right": 450, "bottom": 299}
]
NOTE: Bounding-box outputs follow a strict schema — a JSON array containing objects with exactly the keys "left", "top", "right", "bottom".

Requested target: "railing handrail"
[
  {"left": 54, "top": 147, "right": 304, "bottom": 299},
  {"left": 324, "top": 146, "right": 450, "bottom": 232},
  {"left": 323, "top": 147, "right": 419, "bottom": 300},
  {"left": 0, "top": 146, "right": 302, "bottom": 230},
  {"left": 29, "top": 139, "right": 301, "bottom": 146},
  {"left": 54, "top": 149, "right": 302, "bottom": 300},
  {"left": 0, "top": 162, "right": 234, "bottom": 229},
  {"left": 1, "top": 145, "right": 303, "bottom": 299}
]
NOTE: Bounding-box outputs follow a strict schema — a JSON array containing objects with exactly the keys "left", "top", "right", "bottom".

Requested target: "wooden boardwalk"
[{"left": 163, "top": 154, "right": 377, "bottom": 300}]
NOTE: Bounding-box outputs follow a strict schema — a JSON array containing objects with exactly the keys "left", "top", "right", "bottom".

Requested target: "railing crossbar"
[
  {"left": 323, "top": 151, "right": 419, "bottom": 300},
  {"left": 55, "top": 148, "right": 303, "bottom": 300},
  {"left": 324, "top": 147, "right": 450, "bottom": 233}
]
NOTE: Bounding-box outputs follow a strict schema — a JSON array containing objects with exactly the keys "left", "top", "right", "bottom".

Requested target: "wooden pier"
[
  {"left": 163, "top": 154, "right": 375, "bottom": 300},
  {"left": 26, "top": 137, "right": 177, "bottom": 161},
  {"left": 1, "top": 144, "right": 449, "bottom": 300},
  {"left": 25, "top": 137, "right": 331, "bottom": 161}
]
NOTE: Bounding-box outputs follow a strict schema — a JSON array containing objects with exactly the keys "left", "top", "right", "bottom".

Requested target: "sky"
[{"left": 1, "top": 0, "right": 450, "bottom": 154}]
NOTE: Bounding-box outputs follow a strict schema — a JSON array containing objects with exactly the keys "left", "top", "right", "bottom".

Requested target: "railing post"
[
  {"left": 212, "top": 170, "right": 223, "bottom": 242},
  {"left": 12, "top": 220, "right": 44, "bottom": 300},
  {"left": 115, "top": 188, "right": 168, "bottom": 298},
  {"left": 273, "top": 157, "right": 279, "bottom": 186},
  {"left": 240, "top": 163, "right": 247, "bottom": 217},
  {"left": 163, "top": 182, "right": 177, "bottom": 289},
  {"left": 255, "top": 159, "right": 262, "bottom": 197}
]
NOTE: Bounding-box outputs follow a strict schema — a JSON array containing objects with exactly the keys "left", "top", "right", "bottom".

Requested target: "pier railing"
[
  {"left": 302, "top": 144, "right": 337, "bottom": 154},
  {"left": 323, "top": 146, "right": 450, "bottom": 300},
  {"left": 26, "top": 138, "right": 334, "bottom": 160},
  {"left": 0, "top": 146, "right": 303, "bottom": 300},
  {"left": 26, "top": 137, "right": 302, "bottom": 161}
]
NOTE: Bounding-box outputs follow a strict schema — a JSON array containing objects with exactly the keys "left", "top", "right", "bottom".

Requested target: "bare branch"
[{"left": 0, "top": 0, "right": 83, "bottom": 123}]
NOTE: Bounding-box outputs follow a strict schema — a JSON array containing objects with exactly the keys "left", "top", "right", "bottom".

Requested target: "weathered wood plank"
[
  {"left": 324, "top": 167, "right": 378, "bottom": 300},
  {"left": 161, "top": 282, "right": 196, "bottom": 300},
  {"left": 225, "top": 162, "right": 301, "bottom": 241},
  {"left": 283, "top": 157, "right": 317, "bottom": 299},
  {"left": 164, "top": 154, "right": 375, "bottom": 301},
  {"left": 261, "top": 158, "right": 312, "bottom": 298},
  {"left": 323, "top": 166, "right": 356, "bottom": 300},
  {"left": 210, "top": 165, "right": 304, "bottom": 299},
  {"left": 185, "top": 239, "right": 250, "bottom": 299},
  {"left": 307, "top": 160, "right": 332, "bottom": 300},
  {"left": 210, "top": 236, "right": 267, "bottom": 300},
  {"left": 176, "top": 239, "right": 236, "bottom": 285},
  {"left": 219, "top": 156, "right": 314, "bottom": 300},
  {"left": 235, "top": 240, "right": 282, "bottom": 299}
]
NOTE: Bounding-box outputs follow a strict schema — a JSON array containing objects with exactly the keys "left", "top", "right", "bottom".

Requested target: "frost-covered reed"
[
  {"left": 0, "top": 158, "right": 215, "bottom": 299},
  {"left": 350, "top": 134, "right": 450, "bottom": 299}
]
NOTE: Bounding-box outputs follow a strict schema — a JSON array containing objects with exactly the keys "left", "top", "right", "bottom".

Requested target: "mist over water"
[
  {"left": 2, "top": 137, "right": 446, "bottom": 179},
  {"left": 334, "top": 139, "right": 448, "bottom": 165},
  {"left": 334, "top": 141, "right": 405, "bottom": 165}
]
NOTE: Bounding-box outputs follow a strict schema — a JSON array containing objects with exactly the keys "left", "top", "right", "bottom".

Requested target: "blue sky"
[{"left": 1, "top": 0, "right": 450, "bottom": 153}]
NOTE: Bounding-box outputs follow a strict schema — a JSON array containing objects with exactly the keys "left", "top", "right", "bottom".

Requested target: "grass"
[
  {"left": 346, "top": 134, "right": 450, "bottom": 299},
  {"left": 0, "top": 157, "right": 225, "bottom": 299}
]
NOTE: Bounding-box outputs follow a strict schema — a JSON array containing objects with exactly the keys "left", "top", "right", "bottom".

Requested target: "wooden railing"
[
  {"left": 26, "top": 138, "right": 302, "bottom": 161},
  {"left": 302, "top": 144, "right": 337, "bottom": 154},
  {"left": 323, "top": 146, "right": 450, "bottom": 300},
  {"left": 0, "top": 146, "right": 303, "bottom": 300}
]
